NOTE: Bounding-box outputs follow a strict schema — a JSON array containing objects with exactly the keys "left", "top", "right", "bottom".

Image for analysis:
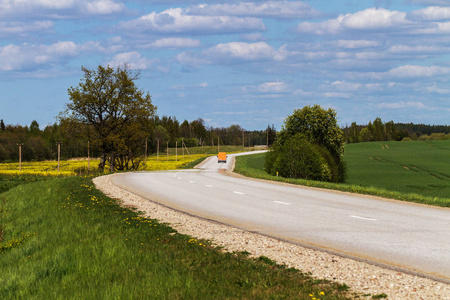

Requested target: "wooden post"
[
  {"left": 157, "top": 139, "right": 159, "bottom": 161},
  {"left": 167, "top": 142, "right": 169, "bottom": 161},
  {"left": 17, "top": 143, "right": 23, "bottom": 172},
  {"left": 217, "top": 137, "right": 220, "bottom": 153},
  {"left": 57, "top": 142, "right": 62, "bottom": 172},
  {"left": 176, "top": 141, "right": 178, "bottom": 161},
  {"left": 242, "top": 130, "right": 244, "bottom": 148}
]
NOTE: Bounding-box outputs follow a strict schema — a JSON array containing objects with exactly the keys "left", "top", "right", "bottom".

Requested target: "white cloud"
[
  {"left": 409, "top": 6, "right": 450, "bottom": 21},
  {"left": 106, "top": 51, "right": 153, "bottom": 70},
  {"left": 0, "top": 41, "right": 79, "bottom": 71},
  {"left": 0, "top": 0, "right": 125, "bottom": 19},
  {"left": 144, "top": 38, "right": 201, "bottom": 49},
  {"left": 377, "top": 101, "right": 425, "bottom": 109},
  {"left": 185, "top": 1, "right": 323, "bottom": 19},
  {"left": 205, "top": 42, "right": 288, "bottom": 62},
  {"left": 330, "top": 81, "right": 362, "bottom": 92},
  {"left": 85, "top": 0, "right": 124, "bottom": 15},
  {"left": 121, "top": 7, "right": 265, "bottom": 34},
  {"left": 387, "top": 44, "right": 447, "bottom": 55},
  {"left": 387, "top": 65, "right": 450, "bottom": 78},
  {"left": 298, "top": 8, "right": 409, "bottom": 34},
  {"left": 258, "top": 81, "right": 290, "bottom": 93},
  {"left": 426, "top": 84, "right": 450, "bottom": 94},
  {"left": 334, "top": 40, "right": 380, "bottom": 49},
  {"left": 0, "top": 21, "right": 53, "bottom": 37}
]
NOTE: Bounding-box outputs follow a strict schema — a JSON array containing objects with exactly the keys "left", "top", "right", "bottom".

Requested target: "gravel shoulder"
[{"left": 93, "top": 172, "right": 450, "bottom": 300}]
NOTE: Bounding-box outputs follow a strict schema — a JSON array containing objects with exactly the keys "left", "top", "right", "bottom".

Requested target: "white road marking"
[
  {"left": 350, "top": 215, "right": 377, "bottom": 221},
  {"left": 189, "top": 181, "right": 195, "bottom": 183},
  {"left": 274, "top": 201, "right": 291, "bottom": 205},
  {"left": 234, "top": 191, "right": 245, "bottom": 195},
  {"left": 205, "top": 185, "right": 214, "bottom": 188}
]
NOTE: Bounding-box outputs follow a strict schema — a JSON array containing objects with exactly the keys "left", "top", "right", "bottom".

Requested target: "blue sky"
[{"left": 1, "top": 0, "right": 450, "bottom": 130}]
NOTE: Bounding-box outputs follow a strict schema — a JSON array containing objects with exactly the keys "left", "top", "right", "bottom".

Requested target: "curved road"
[{"left": 111, "top": 151, "right": 450, "bottom": 283}]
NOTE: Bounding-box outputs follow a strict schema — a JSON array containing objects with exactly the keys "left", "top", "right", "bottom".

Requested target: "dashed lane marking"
[{"left": 349, "top": 215, "right": 377, "bottom": 221}]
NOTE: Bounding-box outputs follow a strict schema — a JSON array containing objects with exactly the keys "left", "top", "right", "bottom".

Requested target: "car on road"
[{"left": 218, "top": 152, "right": 227, "bottom": 163}]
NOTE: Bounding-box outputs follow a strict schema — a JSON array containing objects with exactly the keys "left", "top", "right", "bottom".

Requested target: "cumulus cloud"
[
  {"left": 185, "top": 1, "right": 323, "bottom": 19},
  {"left": 298, "top": 8, "right": 409, "bottom": 34},
  {"left": 205, "top": 42, "right": 288, "bottom": 62},
  {"left": 334, "top": 40, "right": 381, "bottom": 49},
  {"left": 377, "top": 101, "right": 425, "bottom": 109},
  {"left": 0, "top": 21, "right": 53, "bottom": 37},
  {"left": 0, "top": 0, "right": 125, "bottom": 19},
  {"left": 243, "top": 81, "right": 291, "bottom": 94},
  {"left": 106, "top": 51, "right": 154, "bottom": 69},
  {"left": 387, "top": 65, "right": 450, "bottom": 78},
  {"left": 120, "top": 7, "right": 265, "bottom": 35},
  {"left": 408, "top": 6, "right": 450, "bottom": 21},
  {"left": 143, "top": 38, "right": 201, "bottom": 49},
  {"left": 0, "top": 41, "right": 78, "bottom": 71}
]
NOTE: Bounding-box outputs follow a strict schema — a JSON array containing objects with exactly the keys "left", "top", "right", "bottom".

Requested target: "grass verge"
[
  {"left": 0, "top": 175, "right": 353, "bottom": 299},
  {"left": 234, "top": 153, "right": 450, "bottom": 208}
]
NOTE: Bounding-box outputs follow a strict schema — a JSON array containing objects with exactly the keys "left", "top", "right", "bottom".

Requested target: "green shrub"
[
  {"left": 265, "top": 134, "right": 331, "bottom": 181},
  {"left": 265, "top": 134, "right": 346, "bottom": 183}
]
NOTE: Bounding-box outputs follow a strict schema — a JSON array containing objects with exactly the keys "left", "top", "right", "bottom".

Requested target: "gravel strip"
[{"left": 93, "top": 174, "right": 450, "bottom": 299}]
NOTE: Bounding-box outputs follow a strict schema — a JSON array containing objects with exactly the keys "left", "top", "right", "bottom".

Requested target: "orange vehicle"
[{"left": 218, "top": 152, "right": 227, "bottom": 163}]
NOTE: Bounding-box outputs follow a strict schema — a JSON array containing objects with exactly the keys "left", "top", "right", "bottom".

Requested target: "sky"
[{"left": 1, "top": 0, "right": 450, "bottom": 131}]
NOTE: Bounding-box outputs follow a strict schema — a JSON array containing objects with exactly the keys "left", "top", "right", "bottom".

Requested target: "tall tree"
[{"left": 62, "top": 65, "right": 156, "bottom": 171}]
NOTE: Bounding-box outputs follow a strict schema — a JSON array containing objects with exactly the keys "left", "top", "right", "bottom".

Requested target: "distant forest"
[
  {"left": 2, "top": 116, "right": 449, "bottom": 163},
  {"left": 342, "top": 118, "right": 450, "bottom": 143},
  {"left": 0, "top": 118, "right": 276, "bottom": 163}
]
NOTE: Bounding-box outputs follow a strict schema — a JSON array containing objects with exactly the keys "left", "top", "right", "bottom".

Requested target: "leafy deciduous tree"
[{"left": 62, "top": 65, "right": 156, "bottom": 171}]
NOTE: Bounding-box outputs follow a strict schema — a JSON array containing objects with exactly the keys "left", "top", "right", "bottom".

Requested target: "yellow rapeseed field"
[{"left": 0, "top": 154, "right": 209, "bottom": 176}]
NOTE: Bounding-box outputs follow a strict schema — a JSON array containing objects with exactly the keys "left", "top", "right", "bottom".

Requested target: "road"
[{"left": 111, "top": 151, "right": 450, "bottom": 283}]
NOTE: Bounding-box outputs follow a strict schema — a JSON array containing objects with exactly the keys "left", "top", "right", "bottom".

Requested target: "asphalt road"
[{"left": 111, "top": 151, "right": 450, "bottom": 283}]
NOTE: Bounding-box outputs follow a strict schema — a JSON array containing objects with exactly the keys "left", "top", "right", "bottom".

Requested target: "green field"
[
  {"left": 0, "top": 175, "right": 353, "bottom": 299},
  {"left": 234, "top": 140, "right": 450, "bottom": 207},
  {"left": 345, "top": 140, "right": 450, "bottom": 199}
]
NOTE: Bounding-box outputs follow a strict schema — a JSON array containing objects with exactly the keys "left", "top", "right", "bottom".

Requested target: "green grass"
[
  {"left": 345, "top": 140, "right": 450, "bottom": 199},
  {"left": 0, "top": 175, "right": 353, "bottom": 299},
  {"left": 0, "top": 175, "right": 48, "bottom": 194},
  {"left": 234, "top": 141, "right": 450, "bottom": 207}
]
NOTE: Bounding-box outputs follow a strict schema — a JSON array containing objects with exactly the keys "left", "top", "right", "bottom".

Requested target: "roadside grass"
[
  {"left": 234, "top": 146, "right": 450, "bottom": 208},
  {"left": 0, "top": 175, "right": 353, "bottom": 299}
]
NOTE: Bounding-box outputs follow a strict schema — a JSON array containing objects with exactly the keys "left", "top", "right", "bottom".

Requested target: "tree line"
[
  {"left": 342, "top": 118, "right": 450, "bottom": 143},
  {"left": 0, "top": 118, "right": 276, "bottom": 164}
]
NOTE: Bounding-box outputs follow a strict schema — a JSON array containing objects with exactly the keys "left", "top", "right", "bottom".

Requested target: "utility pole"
[
  {"left": 167, "top": 142, "right": 169, "bottom": 161},
  {"left": 242, "top": 130, "right": 245, "bottom": 148},
  {"left": 17, "top": 143, "right": 23, "bottom": 172},
  {"left": 176, "top": 141, "right": 178, "bottom": 161},
  {"left": 56, "top": 142, "right": 62, "bottom": 172},
  {"left": 157, "top": 139, "right": 159, "bottom": 161},
  {"left": 217, "top": 137, "right": 220, "bottom": 153}
]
